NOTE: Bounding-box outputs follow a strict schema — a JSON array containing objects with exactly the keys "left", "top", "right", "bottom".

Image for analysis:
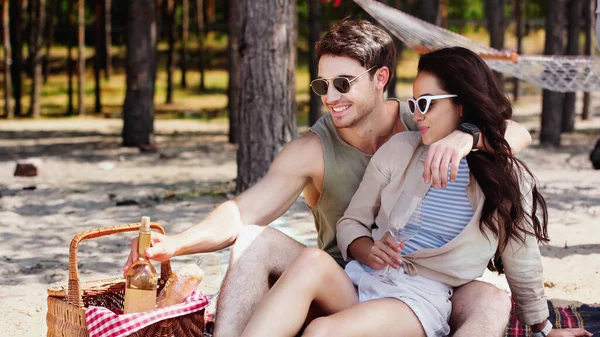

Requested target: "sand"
[{"left": 0, "top": 104, "right": 599, "bottom": 336}]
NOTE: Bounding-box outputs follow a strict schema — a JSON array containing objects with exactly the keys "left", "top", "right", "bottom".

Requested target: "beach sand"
[{"left": 0, "top": 104, "right": 598, "bottom": 336}]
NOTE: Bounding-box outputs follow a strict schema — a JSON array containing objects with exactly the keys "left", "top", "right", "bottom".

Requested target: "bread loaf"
[{"left": 156, "top": 264, "right": 204, "bottom": 308}]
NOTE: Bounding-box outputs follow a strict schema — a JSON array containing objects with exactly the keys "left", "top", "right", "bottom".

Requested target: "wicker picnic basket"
[{"left": 46, "top": 223, "right": 205, "bottom": 337}]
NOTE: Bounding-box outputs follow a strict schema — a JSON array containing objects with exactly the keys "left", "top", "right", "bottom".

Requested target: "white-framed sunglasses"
[
  {"left": 310, "top": 66, "right": 378, "bottom": 96},
  {"left": 407, "top": 94, "right": 458, "bottom": 115}
]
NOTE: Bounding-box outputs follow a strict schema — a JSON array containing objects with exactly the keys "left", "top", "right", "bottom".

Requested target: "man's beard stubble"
[{"left": 332, "top": 96, "right": 376, "bottom": 129}]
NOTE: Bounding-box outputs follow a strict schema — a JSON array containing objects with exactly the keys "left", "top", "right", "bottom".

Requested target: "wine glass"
[
  {"left": 377, "top": 192, "right": 424, "bottom": 285},
  {"left": 196, "top": 254, "right": 222, "bottom": 299}
]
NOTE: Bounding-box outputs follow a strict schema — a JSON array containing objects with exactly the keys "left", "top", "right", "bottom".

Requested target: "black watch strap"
[{"left": 458, "top": 123, "right": 480, "bottom": 150}]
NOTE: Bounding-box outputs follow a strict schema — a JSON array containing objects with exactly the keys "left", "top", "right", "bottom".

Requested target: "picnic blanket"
[
  {"left": 505, "top": 301, "right": 600, "bottom": 337},
  {"left": 85, "top": 290, "right": 209, "bottom": 337}
]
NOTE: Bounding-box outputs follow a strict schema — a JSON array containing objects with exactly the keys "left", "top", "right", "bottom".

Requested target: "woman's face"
[{"left": 411, "top": 71, "right": 462, "bottom": 145}]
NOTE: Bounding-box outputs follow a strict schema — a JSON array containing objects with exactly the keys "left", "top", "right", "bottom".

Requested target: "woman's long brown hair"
[{"left": 417, "top": 47, "right": 549, "bottom": 273}]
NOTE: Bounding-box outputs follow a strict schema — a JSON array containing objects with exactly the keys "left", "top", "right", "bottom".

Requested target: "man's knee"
[
  {"left": 230, "top": 225, "right": 304, "bottom": 275},
  {"left": 453, "top": 281, "right": 510, "bottom": 313},
  {"left": 302, "top": 316, "right": 335, "bottom": 337},
  {"left": 450, "top": 281, "right": 511, "bottom": 332},
  {"left": 231, "top": 225, "right": 286, "bottom": 261}
]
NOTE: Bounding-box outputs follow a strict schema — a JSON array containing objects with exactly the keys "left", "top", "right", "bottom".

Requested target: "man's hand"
[
  {"left": 123, "top": 232, "right": 178, "bottom": 276},
  {"left": 423, "top": 130, "right": 473, "bottom": 189},
  {"left": 364, "top": 233, "right": 404, "bottom": 270},
  {"left": 547, "top": 328, "right": 593, "bottom": 337}
]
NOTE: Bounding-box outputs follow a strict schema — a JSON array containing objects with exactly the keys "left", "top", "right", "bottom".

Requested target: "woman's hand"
[
  {"left": 364, "top": 233, "right": 404, "bottom": 270},
  {"left": 547, "top": 328, "right": 593, "bottom": 337}
]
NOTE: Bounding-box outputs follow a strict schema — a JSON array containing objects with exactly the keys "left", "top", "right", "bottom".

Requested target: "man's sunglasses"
[
  {"left": 310, "top": 66, "right": 378, "bottom": 96},
  {"left": 407, "top": 94, "right": 458, "bottom": 115}
]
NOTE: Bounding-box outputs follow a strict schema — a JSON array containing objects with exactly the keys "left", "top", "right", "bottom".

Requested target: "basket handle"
[{"left": 67, "top": 222, "right": 172, "bottom": 307}]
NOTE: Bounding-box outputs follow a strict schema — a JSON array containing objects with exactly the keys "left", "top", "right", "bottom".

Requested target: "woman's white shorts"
[{"left": 345, "top": 260, "right": 453, "bottom": 337}]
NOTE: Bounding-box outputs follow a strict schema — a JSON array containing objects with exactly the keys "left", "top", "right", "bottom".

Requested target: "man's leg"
[
  {"left": 449, "top": 280, "right": 512, "bottom": 337},
  {"left": 213, "top": 225, "right": 306, "bottom": 337}
]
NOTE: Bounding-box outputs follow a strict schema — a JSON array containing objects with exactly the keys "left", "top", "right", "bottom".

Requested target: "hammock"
[{"left": 353, "top": 0, "right": 600, "bottom": 93}]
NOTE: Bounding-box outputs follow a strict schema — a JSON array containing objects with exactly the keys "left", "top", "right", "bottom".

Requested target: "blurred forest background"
[{"left": 1, "top": 0, "right": 598, "bottom": 191}]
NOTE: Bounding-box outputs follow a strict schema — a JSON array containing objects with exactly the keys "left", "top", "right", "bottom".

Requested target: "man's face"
[{"left": 316, "top": 55, "right": 378, "bottom": 129}]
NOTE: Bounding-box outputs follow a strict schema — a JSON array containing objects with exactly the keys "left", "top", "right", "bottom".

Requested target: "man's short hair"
[{"left": 316, "top": 19, "right": 396, "bottom": 90}]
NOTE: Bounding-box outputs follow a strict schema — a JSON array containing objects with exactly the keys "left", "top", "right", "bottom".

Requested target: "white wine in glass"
[{"left": 377, "top": 192, "right": 424, "bottom": 285}]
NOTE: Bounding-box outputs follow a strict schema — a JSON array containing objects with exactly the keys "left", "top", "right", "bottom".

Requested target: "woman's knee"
[
  {"left": 302, "top": 317, "right": 335, "bottom": 337},
  {"left": 291, "top": 248, "right": 336, "bottom": 275}
]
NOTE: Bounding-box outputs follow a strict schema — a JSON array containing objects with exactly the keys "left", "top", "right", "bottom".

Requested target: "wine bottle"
[{"left": 123, "top": 216, "right": 158, "bottom": 314}]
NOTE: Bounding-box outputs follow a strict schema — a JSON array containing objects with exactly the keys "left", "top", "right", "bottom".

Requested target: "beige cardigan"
[{"left": 336, "top": 132, "right": 548, "bottom": 325}]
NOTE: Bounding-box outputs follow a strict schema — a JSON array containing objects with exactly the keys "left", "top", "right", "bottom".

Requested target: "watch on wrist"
[
  {"left": 531, "top": 320, "right": 553, "bottom": 337},
  {"left": 457, "top": 123, "right": 481, "bottom": 150}
]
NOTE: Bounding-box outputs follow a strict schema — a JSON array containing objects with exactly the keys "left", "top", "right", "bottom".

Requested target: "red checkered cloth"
[
  {"left": 505, "top": 300, "right": 600, "bottom": 337},
  {"left": 85, "top": 290, "right": 209, "bottom": 337}
]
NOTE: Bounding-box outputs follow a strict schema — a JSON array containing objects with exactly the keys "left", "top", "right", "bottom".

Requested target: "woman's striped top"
[{"left": 403, "top": 157, "right": 474, "bottom": 255}]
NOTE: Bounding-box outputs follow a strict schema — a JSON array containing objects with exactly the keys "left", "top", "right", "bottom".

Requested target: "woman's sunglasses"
[
  {"left": 310, "top": 66, "right": 378, "bottom": 96},
  {"left": 407, "top": 94, "right": 458, "bottom": 115}
]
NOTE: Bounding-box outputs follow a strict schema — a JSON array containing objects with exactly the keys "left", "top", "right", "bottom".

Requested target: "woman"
[{"left": 241, "top": 47, "right": 591, "bottom": 337}]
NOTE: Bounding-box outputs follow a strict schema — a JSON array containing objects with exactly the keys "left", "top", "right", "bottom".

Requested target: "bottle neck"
[{"left": 138, "top": 231, "right": 152, "bottom": 257}]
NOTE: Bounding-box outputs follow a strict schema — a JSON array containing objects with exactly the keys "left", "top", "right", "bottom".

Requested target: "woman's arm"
[
  {"left": 500, "top": 174, "right": 548, "bottom": 326},
  {"left": 336, "top": 155, "right": 390, "bottom": 262},
  {"left": 423, "top": 120, "right": 532, "bottom": 189},
  {"left": 337, "top": 133, "right": 420, "bottom": 266}
]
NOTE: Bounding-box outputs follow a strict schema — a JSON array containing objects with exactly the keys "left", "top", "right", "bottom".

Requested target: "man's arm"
[
  {"left": 498, "top": 120, "right": 532, "bottom": 154},
  {"left": 124, "top": 133, "right": 323, "bottom": 270},
  {"left": 423, "top": 120, "right": 532, "bottom": 189},
  {"left": 174, "top": 134, "right": 321, "bottom": 255}
]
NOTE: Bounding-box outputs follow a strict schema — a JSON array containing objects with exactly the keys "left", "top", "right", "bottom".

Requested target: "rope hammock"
[{"left": 353, "top": 0, "right": 600, "bottom": 93}]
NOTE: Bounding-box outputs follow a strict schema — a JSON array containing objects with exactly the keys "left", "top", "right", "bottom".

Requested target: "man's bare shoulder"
[{"left": 272, "top": 132, "right": 323, "bottom": 177}]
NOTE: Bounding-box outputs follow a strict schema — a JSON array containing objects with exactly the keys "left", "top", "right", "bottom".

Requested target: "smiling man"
[{"left": 124, "top": 20, "right": 533, "bottom": 337}]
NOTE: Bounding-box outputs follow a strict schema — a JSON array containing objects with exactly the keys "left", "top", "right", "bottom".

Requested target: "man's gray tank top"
[{"left": 308, "top": 99, "right": 417, "bottom": 266}]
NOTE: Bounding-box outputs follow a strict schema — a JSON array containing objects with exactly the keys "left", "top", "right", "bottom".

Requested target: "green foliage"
[{"left": 448, "top": 0, "right": 484, "bottom": 20}]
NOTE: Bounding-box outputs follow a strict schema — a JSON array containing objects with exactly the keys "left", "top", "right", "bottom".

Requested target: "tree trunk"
[
  {"left": 227, "top": 0, "right": 239, "bottom": 144},
  {"left": 2, "top": 0, "right": 13, "bottom": 118},
  {"left": 205, "top": 0, "right": 215, "bottom": 24},
  {"left": 540, "top": 0, "right": 566, "bottom": 147},
  {"left": 77, "top": 0, "right": 85, "bottom": 116},
  {"left": 582, "top": 0, "right": 594, "bottom": 120},
  {"left": 104, "top": 0, "right": 112, "bottom": 80},
  {"left": 164, "top": 0, "right": 175, "bottom": 104},
  {"left": 29, "top": 0, "right": 45, "bottom": 118},
  {"left": 156, "top": 0, "right": 164, "bottom": 41},
  {"left": 386, "top": 0, "right": 405, "bottom": 99},
  {"left": 67, "top": 0, "right": 74, "bottom": 115},
  {"left": 421, "top": 0, "right": 440, "bottom": 25},
  {"left": 123, "top": 0, "right": 157, "bottom": 148},
  {"left": 196, "top": 0, "right": 206, "bottom": 91},
  {"left": 235, "top": 0, "right": 297, "bottom": 193},
  {"left": 43, "top": 0, "right": 56, "bottom": 83},
  {"left": 180, "top": 0, "right": 188, "bottom": 88},
  {"left": 513, "top": 0, "right": 524, "bottom": 102},
  {"left": 562, "top": 0, "right": 582, "bottom": 133},
  {"left": 439, "top": 0, "right": 448, "bottom": 28},
  {"left": 9, "top": 0, "right": 23, "bottom": 116},
  {"left": 485, "top": 0, "right": 505, "bottom": 83},
  {"left": 27, "top": 0, "right": 33, "bottom": 78},
  {"left": 308, "top": 0, "right": 321, "bottom": 126},
  {"left": 94, "top": 0, "right": 102, "bottom": 113}
]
